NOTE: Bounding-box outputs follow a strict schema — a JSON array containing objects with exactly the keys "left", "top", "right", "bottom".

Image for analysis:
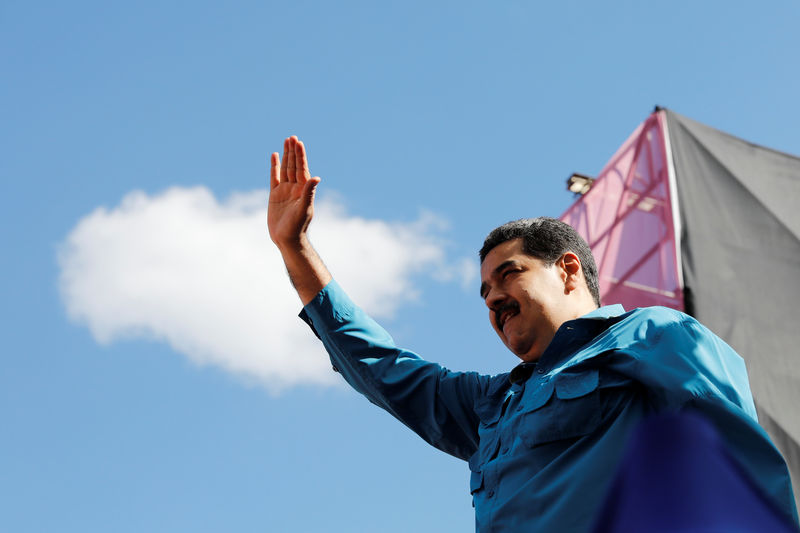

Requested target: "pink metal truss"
[{"left": 560, "top": 111, "right": 684, "bottom": 311}]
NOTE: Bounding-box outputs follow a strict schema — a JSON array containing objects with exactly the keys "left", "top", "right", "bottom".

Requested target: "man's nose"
[{"left": 486, "top": 288, "right": 508, "bottom": 310}]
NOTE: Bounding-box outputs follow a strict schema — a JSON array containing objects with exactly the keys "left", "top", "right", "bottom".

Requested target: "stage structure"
[{"left": 561, "top": 108, "right": 800, "bottom": 511}]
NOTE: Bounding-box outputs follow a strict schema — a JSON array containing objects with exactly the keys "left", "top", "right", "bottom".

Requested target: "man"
[{"left": 268, "top": 136, "right": 798, "bottom": 531}]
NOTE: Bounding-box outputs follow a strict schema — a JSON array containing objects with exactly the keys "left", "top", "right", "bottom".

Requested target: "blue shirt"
[{"left": 300, "top": 280, "right": 798, "bottom": 532}]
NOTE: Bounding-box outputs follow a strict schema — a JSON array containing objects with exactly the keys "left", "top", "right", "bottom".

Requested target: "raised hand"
[{"left": 268, "top": 136, "right": 321, "bottom": 249}]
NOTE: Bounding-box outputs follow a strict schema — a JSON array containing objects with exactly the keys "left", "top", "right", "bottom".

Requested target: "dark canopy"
[{"left": 666, "top": 109, "right": 800, "bottom": 510}]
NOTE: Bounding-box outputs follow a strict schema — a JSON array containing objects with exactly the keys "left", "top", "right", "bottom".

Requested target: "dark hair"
[{"left": 479, "top": 217, "right": 601, "bottom": 307}]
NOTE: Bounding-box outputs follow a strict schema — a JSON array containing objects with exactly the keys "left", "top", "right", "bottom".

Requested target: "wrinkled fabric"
[{"left": 300, "top": 280, "right": 798, "bottom": 532}]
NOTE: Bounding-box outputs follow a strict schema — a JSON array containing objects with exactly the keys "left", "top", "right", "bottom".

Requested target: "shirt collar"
[
  {"left": 509, "top": 362, "right": 537, "bottom": 384},
  {"left": 508, "top": 304, "right": 627, "bottom": 383},
  {"left": 577, "top": 304, "right": 626, "bottom": 320}
]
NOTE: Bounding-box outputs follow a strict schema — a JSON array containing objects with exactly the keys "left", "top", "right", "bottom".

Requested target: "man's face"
[{"left": 479, "top": 238, "right": 567, "bottom": 362}]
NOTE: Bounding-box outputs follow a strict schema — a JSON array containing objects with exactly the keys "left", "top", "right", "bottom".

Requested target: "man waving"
[{"left": 267, "top": 136, "right": 798, "bottom": 532}]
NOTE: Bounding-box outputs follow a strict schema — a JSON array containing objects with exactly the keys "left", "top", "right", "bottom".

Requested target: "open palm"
[{"left": 268, "top": 136, "right": 321, "bottom": 247}]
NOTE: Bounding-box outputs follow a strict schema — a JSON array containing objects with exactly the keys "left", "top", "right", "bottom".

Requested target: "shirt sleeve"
[{"left": 299, "top": 280, "right": 486, "bottom": 461}]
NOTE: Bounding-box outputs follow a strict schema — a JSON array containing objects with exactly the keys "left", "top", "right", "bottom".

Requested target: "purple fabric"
[{"left": 591, "top": 412, "right": 798, "bottom": 533}]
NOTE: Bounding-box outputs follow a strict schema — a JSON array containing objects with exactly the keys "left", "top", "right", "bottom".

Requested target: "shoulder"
[
  {"left": 623, "top": 305, "right": 692, "bottom": 326},
  {"left": 605, "top": 306, "right": 729, "bottom": 354},
  {"left": 615, "top": 307, "right": 743, "bottom": 367}
]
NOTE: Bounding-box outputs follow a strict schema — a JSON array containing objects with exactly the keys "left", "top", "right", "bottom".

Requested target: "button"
[
  {"left": 488, "top": 490, "right": 495, "bottom": 498},
  {"left": 537, "top": 368, "right": 544, "bottom": 374}
]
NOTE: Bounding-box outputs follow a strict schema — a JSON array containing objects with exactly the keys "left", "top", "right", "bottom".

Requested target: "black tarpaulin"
[{"left": 665, "top": 109, "right": 800, "bottom": 510}]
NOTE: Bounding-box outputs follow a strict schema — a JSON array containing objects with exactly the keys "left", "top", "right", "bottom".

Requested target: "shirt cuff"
[{"left": 297, "top": 279, "right": 355, "bottom": 374}]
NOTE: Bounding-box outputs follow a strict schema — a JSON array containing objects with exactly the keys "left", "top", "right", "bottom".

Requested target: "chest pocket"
[
  {"left": 518, "top": 368, "right": 602, "bottom": 448},
  {"left": 467, "top": 396, "right": 504, "bottom": 502},
  {"left": 471, "top": 396, "right": 503, "bottom": 464}
]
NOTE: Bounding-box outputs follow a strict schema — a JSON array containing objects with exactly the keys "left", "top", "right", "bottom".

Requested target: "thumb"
[{"left": 302, "top": 177, "right": 321, "bottom": 208}]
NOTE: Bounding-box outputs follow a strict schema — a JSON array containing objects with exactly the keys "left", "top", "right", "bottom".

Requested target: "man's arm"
[
  {"left": 266, "top": 136, "right": 485, "bottom": 461},
  {"left": 267, "top": 135, "right": 331, "bottom": 305}
]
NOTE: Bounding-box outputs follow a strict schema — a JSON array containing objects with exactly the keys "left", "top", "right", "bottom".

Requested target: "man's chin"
[
  {"left": 508, "top": 343, "right": 541, "bottom": 363},
  {"left": 517, "top": 352, "right": 542, "bottom": 363}
]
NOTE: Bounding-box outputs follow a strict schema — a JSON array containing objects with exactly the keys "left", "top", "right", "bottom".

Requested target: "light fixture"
[{"left": 566, "top": 173, "right": 595, "bottom": 195}]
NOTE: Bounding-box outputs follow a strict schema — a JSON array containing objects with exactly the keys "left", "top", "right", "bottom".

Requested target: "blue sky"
[{"left": 3, "top": 1, "right": 800, "bottom": 531}]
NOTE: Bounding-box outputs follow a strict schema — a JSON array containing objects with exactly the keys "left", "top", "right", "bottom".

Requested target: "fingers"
[
  {"left": 295, "top": 140, "right": 310, "bottom": 182},
  {"left": 289, "top": 136, "right": 299, "bottom": 182},
  {"left": 280, "top": 138, "right": 290, "bottom": 183},
  {"left": 279, "top": 136, "right": 310, "bottom": 184},
  {"left": 269, "top": 152, "right": 280, "bottom": 189}
]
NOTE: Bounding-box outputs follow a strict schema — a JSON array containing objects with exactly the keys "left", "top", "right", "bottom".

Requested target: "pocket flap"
[
  {"left": 555, "top": 368, "right": 599, "bottom": 399},
  {"left": 519, "top": 381, "right": 555, "bottom": 413}
]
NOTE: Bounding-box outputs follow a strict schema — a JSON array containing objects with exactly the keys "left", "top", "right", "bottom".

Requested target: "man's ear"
[{"left": 560, "top": 252, "right": 582, "bottom": 293}]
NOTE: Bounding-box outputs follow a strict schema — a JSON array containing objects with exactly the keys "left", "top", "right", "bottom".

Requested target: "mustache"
[{"left": 494, "top": 302, "right": 520, "bottom": 326}]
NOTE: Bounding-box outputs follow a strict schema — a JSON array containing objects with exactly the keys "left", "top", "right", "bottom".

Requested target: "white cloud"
[{"left": 58, "top": 186, "right": 476, "bottom": 392}]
